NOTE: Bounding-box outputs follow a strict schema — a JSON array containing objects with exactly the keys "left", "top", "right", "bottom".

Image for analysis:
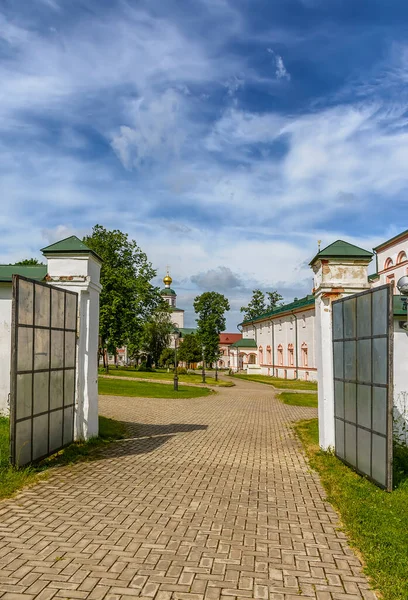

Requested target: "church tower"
[
  {"left": 161, "top": 270, "right": 177, "bottom": 307},
  {"left": 160, "top": 269, "right": 185, "bottom": 328}
]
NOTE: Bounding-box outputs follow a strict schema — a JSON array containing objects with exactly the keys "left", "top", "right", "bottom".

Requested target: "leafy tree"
[
  {"left": 241, "top": 289, "right": 283, "bottom": 320},
  {"left": 194, "top": 292, "right": 230, "bottom": 366},
  {"left": 15, "top": 258, "right": 43, "bottom": 265},
  {"left": 177, "top": 333, "right": 202, "bottom": 367},
  {"left": 83, "top": 225, "right": 160, "bottom": 370},
  {"left": 160, "top": 347, "right": 175, "bottom": 368},
  {"left": 141, "top": 305, "right": 173, "bottom": 367},
  {"left": 240, "top": 289, "right": 266, "bottom": 321},
  {"left": 265, "top": 290, "right": 284, "bottom": 311}
]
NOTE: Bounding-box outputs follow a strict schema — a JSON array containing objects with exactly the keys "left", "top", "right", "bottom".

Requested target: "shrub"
[
  {"left": 176, "top": 367, "right": 187, "bottom": 375},
  {"left": 137, "top": 363, "right": 155, "bottom": 372}
]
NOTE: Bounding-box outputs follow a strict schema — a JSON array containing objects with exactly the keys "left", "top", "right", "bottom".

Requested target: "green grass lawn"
[
  {"left": 0, "top": 415, "right": 127, "bottom": 500},
  {"left": 295, "top": 419, "right": 408, "bottom": 600},
  {"left": 232, "top": 373, "right": 318, "bottom": 390},
  {"left": 98, "top": 376, "right": 214, "bottom": 398},
  {"left": 99, "top": 367, "right": 234, "bottom": 387},
  {"left": 279, "top": 392, "right": 318, "bottom": 407}
]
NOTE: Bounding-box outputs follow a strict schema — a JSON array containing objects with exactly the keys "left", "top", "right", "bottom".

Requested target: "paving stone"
[{"left": 0, "top": 378, "right": 377, "bottom": 599}]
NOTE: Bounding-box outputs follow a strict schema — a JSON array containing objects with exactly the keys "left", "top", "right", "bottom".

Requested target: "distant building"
[
  {"left": 232, "top": 295, "right": 316, "bottom": 381},
  {"left": 218, "top": 333, "right": 242, "bottom": 369}
]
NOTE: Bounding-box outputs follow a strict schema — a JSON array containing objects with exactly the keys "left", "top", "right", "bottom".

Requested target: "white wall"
[
  {"left": 0, "top": 285, "right": 12, "bottom": 414},
  {"left": 45, "top": 253, "right": 101, "bottom": 440},
  {"left": 241, "top": 307, "right": 317, "bottom": 380}
]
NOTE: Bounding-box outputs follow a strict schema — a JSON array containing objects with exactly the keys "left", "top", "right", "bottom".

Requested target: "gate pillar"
[
  {"left": 41, "top": 237, "right": 102, "bottom": 441},
  {"left": 310, "top": 241, "right": 373, "bottom": 450}
]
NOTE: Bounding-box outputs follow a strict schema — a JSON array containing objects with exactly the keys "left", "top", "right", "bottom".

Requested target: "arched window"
[
  {"left": 288, "top": 344, "right": 294, "bottom": 366},
  {"left": 277, "top": 344, "right": 283, "bottom": 366},
  {"left": 266, "top": 345, "right": 272, "bottom": 364},
  {"left": 301, "top": 343, "right": 308, "bottom": 367},
  {"left": 259, "top": 346, "right": 263, "bottom": 364},
  {"left": 397, "top": 251, "right": 407, "bottom": 264},
  {"left": 384, "top": 257, "right": 393, "bottom": 269},
  {"left": 248, "top": 354, "right": 256, "bottom": 364}
]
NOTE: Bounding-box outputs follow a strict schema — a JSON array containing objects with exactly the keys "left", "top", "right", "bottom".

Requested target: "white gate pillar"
[
  {"left": 310, "top": 241, "right": 373, "bottom": 450},
  {"left": 42, "top": 237, "right": 102, "bottom": 441}
]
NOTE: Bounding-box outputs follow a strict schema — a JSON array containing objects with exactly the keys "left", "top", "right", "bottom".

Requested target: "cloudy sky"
[{"left": 2, "top": 0, "right": 408, "bottom": 329}]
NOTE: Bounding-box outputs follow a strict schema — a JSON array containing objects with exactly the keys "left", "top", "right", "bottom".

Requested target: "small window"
[
  {"left": 384, "top": 257, "right": 393, "bottom": 269},
  {"left": 301, "top": 343, "right": 308, "bottom": 367},
  {"left": 288, "top": 344, "right": 294, "bottom": 366}
]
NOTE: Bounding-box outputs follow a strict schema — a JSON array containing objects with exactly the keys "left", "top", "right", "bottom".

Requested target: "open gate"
[
  {"left": 333, "top": 284, "right": 394, "bottom": 491},
  {"left": 10, "top": 275, "right": 78, "bottom": 466}
]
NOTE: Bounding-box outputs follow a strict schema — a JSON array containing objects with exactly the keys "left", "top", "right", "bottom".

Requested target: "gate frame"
[
  {"left": 332, "top": 283, "right": 394, "bottom": 491},
  {"left": 9, "top": 275, "right": 78, "bottom": 466}
]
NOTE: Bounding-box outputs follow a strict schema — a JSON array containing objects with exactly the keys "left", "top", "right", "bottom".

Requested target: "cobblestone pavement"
[{"left": 0, "top": 378, "right": 377, "bottom": 600}]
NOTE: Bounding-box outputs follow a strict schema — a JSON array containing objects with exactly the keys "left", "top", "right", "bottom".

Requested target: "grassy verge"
[
  {"left": 279, "top": 392, "right": 318, "bottom": 407},
  {"left": 295, "top": 419, "right": 408, "bottom": 600},
  {"left": 99, "top": 367, "right": 234, "bottom": 387},
  {"left": 98, "top": 377, "right": 214, "bottom": 398},
  {"left": 231, "top": 373, "right": 317, "bottom": 390},
  {"left": 0, "top": 415, "right": 127, "bottom": 500}
]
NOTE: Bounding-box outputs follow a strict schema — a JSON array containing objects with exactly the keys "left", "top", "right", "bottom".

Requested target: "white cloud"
[
  {"left": 111, "top": 90, "right": 187, "bottom": 169},
  {"left": 275, "top": 55, "right": 291, "bottom": 80},
  {"left": 191, "top": 267, "right": 245, "bottom": 291}
]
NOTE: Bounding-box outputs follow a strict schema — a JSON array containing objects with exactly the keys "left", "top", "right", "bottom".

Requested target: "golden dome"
[{"left": 163, "top": 273, "right": 173, "bottom": 286}]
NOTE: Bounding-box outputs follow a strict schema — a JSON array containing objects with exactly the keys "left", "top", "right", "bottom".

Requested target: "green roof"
[
  {"left": 310, "top": 240, "right": 373, "bottom": 265},
  {"left": 368, "top": 273, "right": 379, "bottom": 281},
  {"left": 240, "top": 295, "right": 315, "bottom": 326},
  {"left": 41, "top": 236, "right": 102, "bottom": 262},
  {"left": 0, "top": 265, "right": 47, "bottom": 283},
  {"left": 161, "top": 288, "right": 176, "bottom": 296},
  {"left": 179, "top": 328, "right": 197, "bottom": 337},
  {"left": 231, "top": 338, "right": 257, "bottom": 348}
]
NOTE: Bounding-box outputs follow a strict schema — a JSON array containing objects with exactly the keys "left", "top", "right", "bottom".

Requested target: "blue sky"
[{"left": 2, "top": 0, "right": 408, "bottom": 329}]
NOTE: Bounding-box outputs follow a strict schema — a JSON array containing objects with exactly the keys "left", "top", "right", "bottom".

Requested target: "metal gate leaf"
[
  {"left": 10, "top": 275, "right": 78, "bottom": 466},
  {"left": 332, "top": 284, "right": 394, "bottom": 491}
]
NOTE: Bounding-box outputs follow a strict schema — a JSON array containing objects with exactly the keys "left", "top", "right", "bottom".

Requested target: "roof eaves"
[
  {"left": 239, "top": 295, "right": 315, "bottom": 327},
  {"left": 373, "top": 229, "right": 408, "bottom": 252}
]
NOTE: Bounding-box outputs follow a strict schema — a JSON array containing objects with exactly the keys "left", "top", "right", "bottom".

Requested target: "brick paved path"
[{"left": 0, "top": 378, "right": 377, "bottom": 600}]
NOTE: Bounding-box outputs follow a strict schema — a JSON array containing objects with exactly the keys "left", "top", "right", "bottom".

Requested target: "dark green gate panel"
[
  {"left": 332, "top": 284, "right": 393, "bottom": 491},
  {"left": 10, "top": 276, "right": 78, "bottom": 466}
]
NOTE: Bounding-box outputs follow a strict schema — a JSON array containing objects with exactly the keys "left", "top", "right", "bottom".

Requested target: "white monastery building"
[{"left": 234, "top": 230, "right": 408, "bottom": 382}]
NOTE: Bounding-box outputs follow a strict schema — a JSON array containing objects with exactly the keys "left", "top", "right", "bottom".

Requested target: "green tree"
[
  {"left": 240, "top": 289, "right": 283, "bottom": 320},
  {"left": 265, "top": 290, "right": 284, "bottom": 311},
  {"left": 177, "top": 333, "right": 202, "bottom": 367},
  {"left": 194, "top": 292, "right": 230, "bottom": 366},
  {"left": 160, "top": 347, "right": 175, "bottom": 368},
  {"left": 84, "top": 225, "right": 160, "bottom": 370},
  {"left": 15, "top": 258, "right": 43, "bottom": 265},
  {"left": 240, "top": 289, "right": 266, "bottom": 321},
  {"left": 141, "top": 305, "right": 173, "bottom": 367}
]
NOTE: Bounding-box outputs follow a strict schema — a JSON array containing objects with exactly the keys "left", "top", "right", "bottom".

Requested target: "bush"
[
  {"left": 176, "top": 367, "right": 187, "bottom": 375},
  {"left": 137, "top": 363, "right": 155, "bottom": 372}
]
